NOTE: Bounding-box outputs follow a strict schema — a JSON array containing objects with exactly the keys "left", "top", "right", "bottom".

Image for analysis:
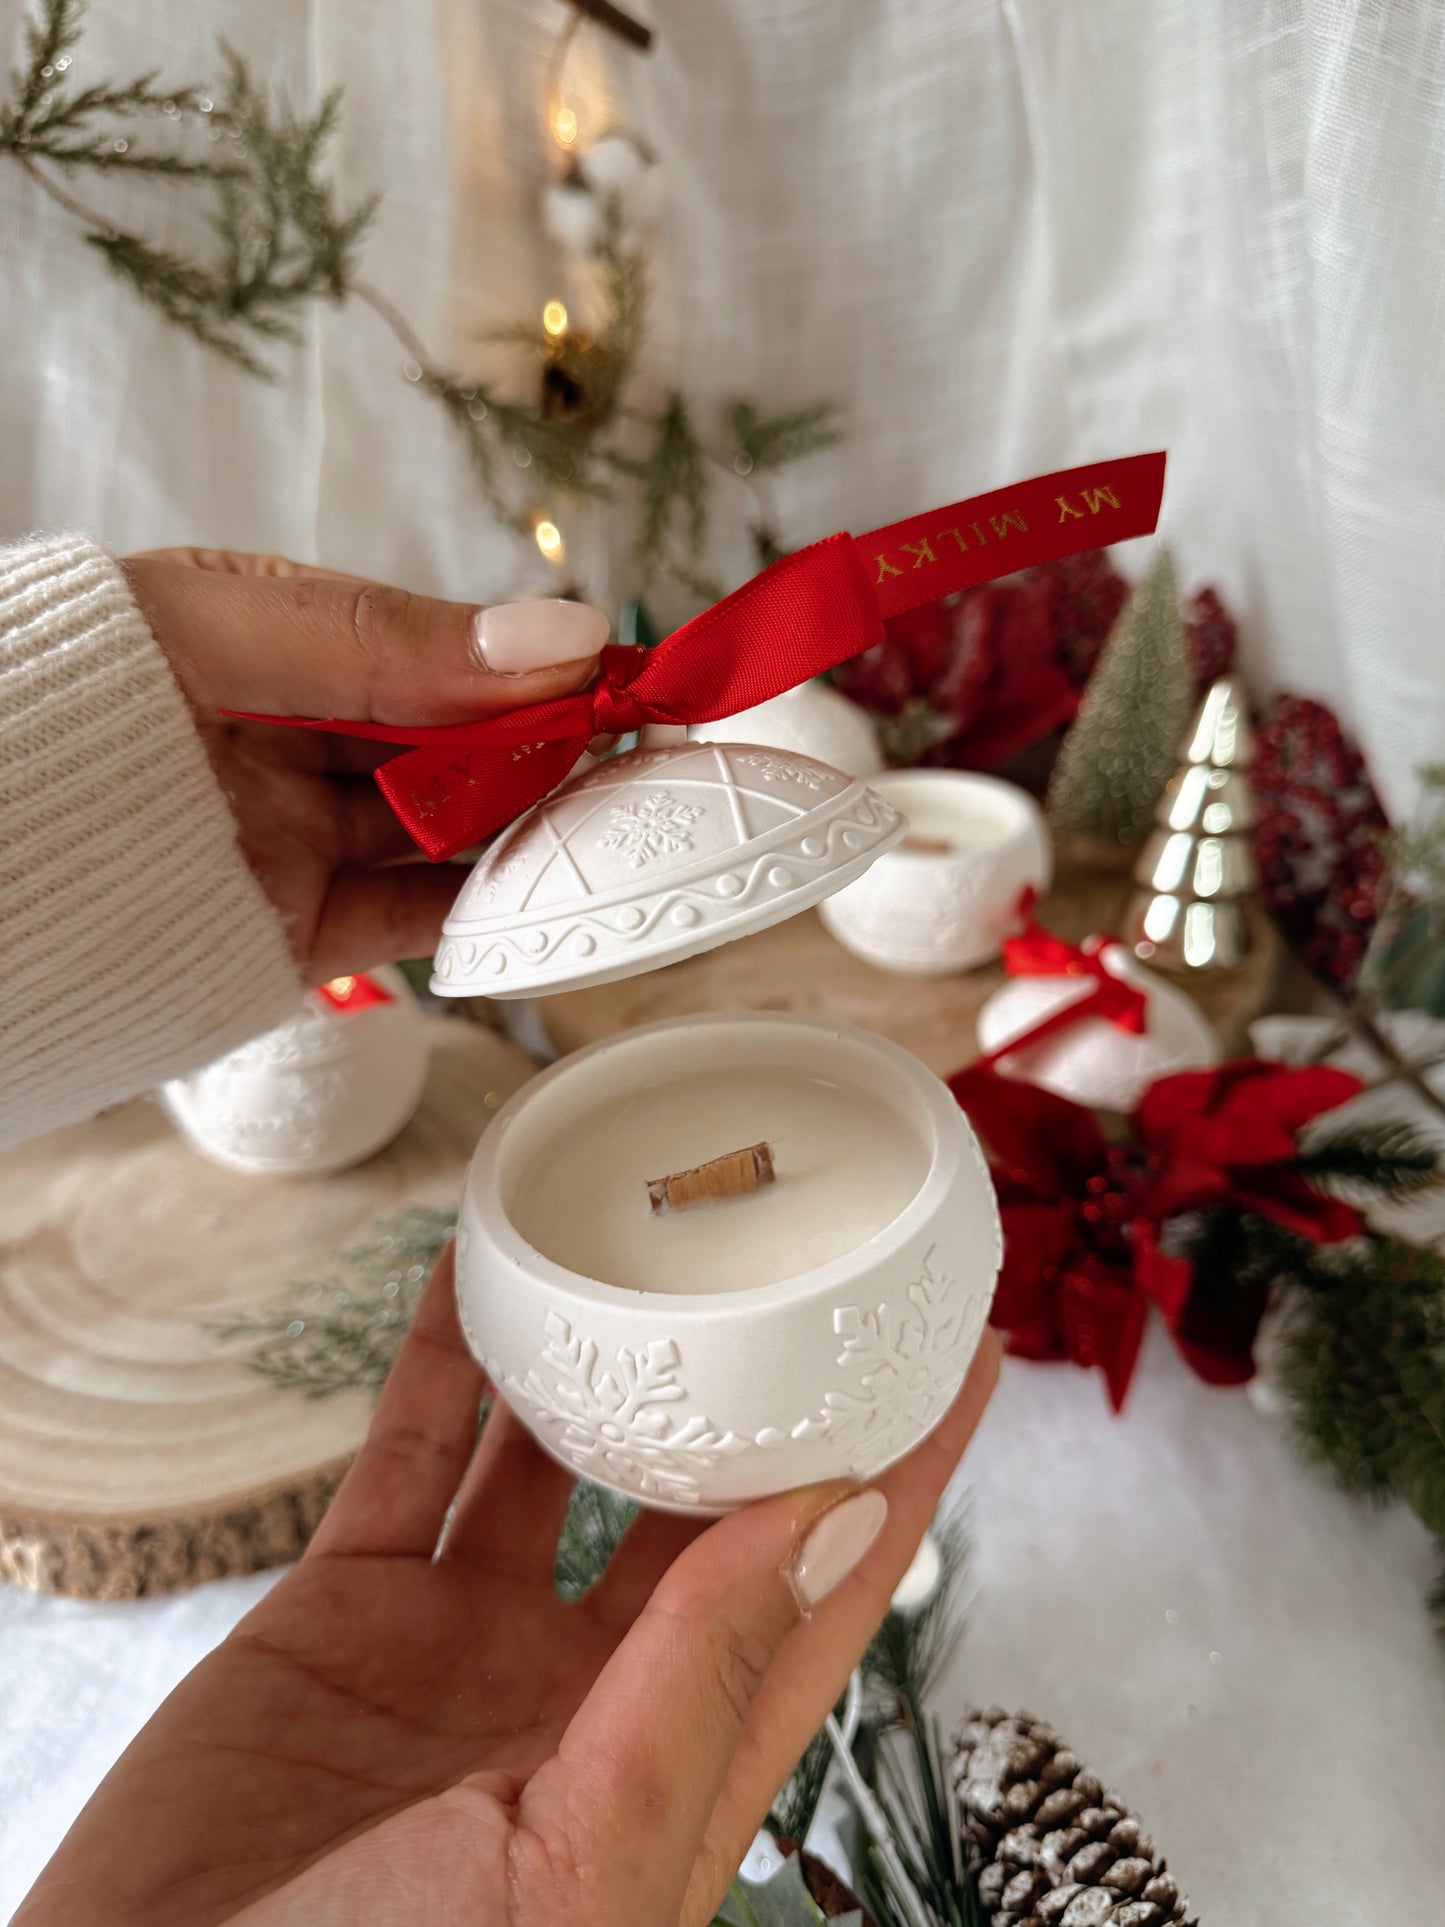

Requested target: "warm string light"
[
  {"left": 550, "top": 102, "right": 579, "bottom": 147},
  {"left": 542, "top": 298, "right": 569, "bottom": 338},
  {"left": 534, "top": 518, "right": 566, "bottom": 563},
  {"left": 315, "top": 972, "right": 394, "bottom": 1011}
]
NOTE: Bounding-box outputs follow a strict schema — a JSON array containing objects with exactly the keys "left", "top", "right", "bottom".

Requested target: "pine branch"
[
  {"left": 553, "top": 1480, "right": 636, "bottom": 1600},
  {"left": 1278, "top": 1235, "right": 1445, "bottom": 1541},
  {"left": 86, "top": 231, "right": 273, "bottom": 375},
  {"left": 7, "top": 20, "right": 374, "bottom": 377},
  {"left": 1297, "top": 1121, "right": 1443, "bottom": 1201},
  {"left": 610, "top": 392, "right": 720, "bottom": 594},
  {"left": 861, "top": 1515, "right": 970, "bottom": 1713},
  {"left": 2, "top": 1, "right": 229, "bottom": 173},
  {"left": 5, "top": 3, "right": 844, "bottom": 599},
  {"left": 770, "top": 1729, "right": 836, "bottom": 1849},
  {"left": 5, "top": 0, "right": 81, "bottom": 139},
  {"left": 209, "top": 1206, "right": 455, "bottom": 1399},
  {"left": 1362, "top": 765, "right": 1445, "bottom": 1019},
  {"left": 862, "top": 1717, "right": 980, "bottom": 1927},
  {"left": 731, "top": 400, "right": 845, "bottom": 475}
]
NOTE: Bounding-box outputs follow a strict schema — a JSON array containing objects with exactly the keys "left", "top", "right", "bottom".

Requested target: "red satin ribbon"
[
  {"left": 976, "top": 921, "right": 1147, "bottom": 1071},
  {"left": 230, "top": 452, "right": 1166, "bottom": 859}
]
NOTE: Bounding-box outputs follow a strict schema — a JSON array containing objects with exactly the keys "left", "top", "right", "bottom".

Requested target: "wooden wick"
[
  {"left": 902, "top": 833, "right": 953, "bottom": 854},
  {"left": 647, "top": 1141, "right": 775, "bottom": 1214}
]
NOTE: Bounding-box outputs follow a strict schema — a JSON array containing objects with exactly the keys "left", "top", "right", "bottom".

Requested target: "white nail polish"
[
  {"left": 791, "top": 1489, "right": 888, "bottom": 1609},
  {"left": 473, "top": 599, "right": 609, "bottom": 674}
]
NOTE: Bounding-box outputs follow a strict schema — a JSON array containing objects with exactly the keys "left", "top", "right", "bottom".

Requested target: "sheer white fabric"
[
  {"left": 2, "top": 4, "right": 1443, "bottom": 1919},
  {"left": 2, "top": 2, "right": 1440, "bottom": 810}
]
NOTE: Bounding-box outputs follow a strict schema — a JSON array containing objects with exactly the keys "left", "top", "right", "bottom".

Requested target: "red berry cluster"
[
  {"left": 1181, "top": 585, "right": 1238, "bottom": 686},
  {"left": 1253, "top": 694, "right": 1390, "bottom": 988}
]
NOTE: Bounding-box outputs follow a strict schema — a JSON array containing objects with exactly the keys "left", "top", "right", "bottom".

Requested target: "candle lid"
[{"left": 429, "top": 740, "right": 905, "bottom": 999}]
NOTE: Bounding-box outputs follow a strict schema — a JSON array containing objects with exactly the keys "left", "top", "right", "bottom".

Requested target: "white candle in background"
[
  {"left": 507, "top": 1065, "right": 927, "bottom": 1294},
  {"left": 820, "top": 769, "right": 1051, "bottom": 975}
]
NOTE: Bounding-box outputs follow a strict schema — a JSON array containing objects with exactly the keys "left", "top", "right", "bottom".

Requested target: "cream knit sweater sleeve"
[{"left": 1, "top": 534, "right": 303, "bottom": 1151}]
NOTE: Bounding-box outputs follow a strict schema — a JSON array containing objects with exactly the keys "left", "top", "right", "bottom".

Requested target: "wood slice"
[
  {"left": 539, "top": 863, "right": 1282, "bottom": 1077},
  {"left": 0, "top": 1020, "right": 536, "bottom": 1599}
]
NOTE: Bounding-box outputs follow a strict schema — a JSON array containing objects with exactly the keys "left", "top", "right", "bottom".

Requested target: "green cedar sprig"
[
  {"left": 730, "top": 401, "right": 845, "bottom": 476},
  {"left": 1296, "top": 1119, "right": 1444, "bottom": 1202},
  {"left": 861, "top": 1716, "right": 980, "bottom": 1927},
  {"left": 1362, "top": 764, "right": 1445, "bottom": 1019},
  {"left": 1277, "top": 1234, "right": 1445, "bottom": 1544},
  {"left": 2, "top": 2, "right": 843, "bottom": 594},
  {"left": 209, "top": 1205, "right": 455, "bottom": 1399},
  {"left": 553, "top": 1479, "right": 637, "bottom": 1601},
  {"left": 0, "top": 0, "right": 225, "bottom": 175}
]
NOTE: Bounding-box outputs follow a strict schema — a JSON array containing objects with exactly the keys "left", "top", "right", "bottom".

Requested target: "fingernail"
[
  {"left": 790, "top": 1489, "right": 888, "bottom": 1610},
  {"left": 473, "top": 599, "right": 609, "bottom": 674}
]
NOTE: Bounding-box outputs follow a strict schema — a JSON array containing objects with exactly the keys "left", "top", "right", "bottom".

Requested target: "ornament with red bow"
[{"left": 230, "top": 456, "right": 1167, "bottom": 862}]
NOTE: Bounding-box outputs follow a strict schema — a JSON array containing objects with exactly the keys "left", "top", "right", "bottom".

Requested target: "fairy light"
[
  {"left": 534, "top": 519, "right": 565, "bottom": 563},
  {"left": 325, "top": 975, "right": 357, "bottom": 1002},
  {"left": 550, "top": 103, "right": 579, "bottom": 147},
  {"left": 542, "top": 299, "right": 569, "bottom": 338}
]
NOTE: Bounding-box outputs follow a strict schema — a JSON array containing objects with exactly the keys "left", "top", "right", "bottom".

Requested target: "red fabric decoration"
[
  {"left": 950, "top": 1053, "right": 1366, "bottom": 1411},
  {"left": 1131, "top": 1059, "right": 1366, "bottom": 1242},
  {"left": 229, "top": 456, "right": 1166, "bottom": 860},
  {"left": 835, "top": 548, "right": 1129, "bottom": 771}
]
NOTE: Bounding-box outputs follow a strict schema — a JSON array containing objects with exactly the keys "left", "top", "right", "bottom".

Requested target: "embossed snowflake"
[
  {"left": 739, "top": 753, "right": 826, "bottom": 790},
  {"left": 502, "top": 1312, "right": 750, "bottom": 1504},
  {"left": 599, "top": 790, "right": 704, "bottom": 868},
  {"left": 794, "top": 1253, "right": 978, "bottom": 1477}
]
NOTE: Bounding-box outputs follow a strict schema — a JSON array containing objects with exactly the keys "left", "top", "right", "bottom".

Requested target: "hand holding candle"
[{"left": 16, "top": 1241, "right": 1000, "bottom": 1927}]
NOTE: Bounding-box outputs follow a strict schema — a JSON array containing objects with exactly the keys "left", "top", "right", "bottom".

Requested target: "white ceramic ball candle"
[
  {"left": 162, "top": 966, "right": 429, "bottom": 1177},
  {"left": 819, "top": 770, "right": 1051, "bottom": 975},
  {"left": 974, "top": 942, "right": 1217, "bottom": 1113},
  {"left": 689, "top": 681, "right": 884, "bottom": 780},
  {"left": 456, "top": 1012, "right": 1000, "bottom": 1513}
]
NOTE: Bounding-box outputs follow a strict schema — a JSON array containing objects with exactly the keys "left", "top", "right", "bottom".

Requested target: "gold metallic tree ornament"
[{"left": 1125, "top": 676, "right": 1259, "bottom": 970}]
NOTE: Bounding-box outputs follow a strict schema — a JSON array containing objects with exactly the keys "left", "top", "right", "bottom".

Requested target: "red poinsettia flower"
[
  {"left": 1131, "top": 1059, "right": 1366, "bottom": 1242},
  {"left": 951, "top": 1055, "right": 1368, "bottom": 1412},
  {"left": 950, "top": 1066, "right": 1151, "bottom": 1410}
]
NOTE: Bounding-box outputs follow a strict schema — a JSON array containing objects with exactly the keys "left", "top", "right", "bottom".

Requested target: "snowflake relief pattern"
[
  {"left": 482, "top": 848, "right": 532, "bottom": 905},
  {"left": 598, "top": 791, "right": 705, "bottom": 868},
  {"left": 797, "top": 1254, "right": 972, "bottom": 1477},
  {"left": 502, "top": 1311, "right": 750, "bottom": 1504},
  {"left": 738, "top": 753, "right": 826, "bottom": 791}
]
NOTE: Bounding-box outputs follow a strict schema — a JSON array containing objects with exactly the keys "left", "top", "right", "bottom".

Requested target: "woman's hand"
[
  {"left": 18, "top": 1247, "right": 999, "bottom": 1927},
  {"left": 122, "top": 548, "right": 608, "bottom": 982}
]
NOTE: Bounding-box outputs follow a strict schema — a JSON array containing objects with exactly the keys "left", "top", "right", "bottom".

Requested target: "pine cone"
[{"left": 949, "top": 1708, "right": 1197, "bottom": 1927}]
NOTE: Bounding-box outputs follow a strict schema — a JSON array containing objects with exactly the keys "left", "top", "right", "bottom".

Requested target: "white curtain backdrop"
[
  {"left": 3, "top": 7, "right": 1445, "bottom": 1922},
  {"left": 1, "top": 1, "right": 1441, "bottom": 813}
]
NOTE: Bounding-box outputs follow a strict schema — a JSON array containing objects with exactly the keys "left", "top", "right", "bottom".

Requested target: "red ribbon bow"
[
  {"left": 977, "top": 913, "right": 1148, "bottom": 1071},
  {"left": 231, "top": 454, "right": 1166, "bottom": 859}
]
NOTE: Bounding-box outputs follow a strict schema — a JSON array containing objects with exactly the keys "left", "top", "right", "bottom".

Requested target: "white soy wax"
[{"left": 507, "top": 1065, "right": 928, "bottom": 1294}]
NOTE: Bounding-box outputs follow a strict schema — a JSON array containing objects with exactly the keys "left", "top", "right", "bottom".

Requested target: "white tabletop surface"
[{"left": 2, "top": 1326, "right": 1442, "bottom": 1923}]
